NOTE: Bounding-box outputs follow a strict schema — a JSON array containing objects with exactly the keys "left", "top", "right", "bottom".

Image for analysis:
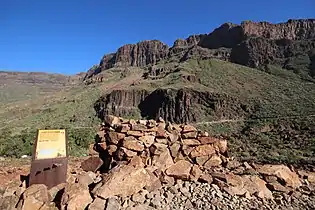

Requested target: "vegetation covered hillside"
[{"left": 1, "top": 59, "right": 315, "bottom": 167}]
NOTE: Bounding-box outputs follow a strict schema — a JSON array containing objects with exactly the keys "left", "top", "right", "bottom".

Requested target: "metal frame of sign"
[{"left": 29, "top": 129, "right": 69, "bottom": 189}]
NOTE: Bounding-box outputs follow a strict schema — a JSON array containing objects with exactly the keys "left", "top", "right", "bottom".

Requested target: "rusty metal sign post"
[{"left": 29, "top": 129, "right": 68, "bottom": 189}]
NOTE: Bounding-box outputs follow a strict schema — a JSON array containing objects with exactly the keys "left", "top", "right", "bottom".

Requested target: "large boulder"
[
  {"left": 151, "top": 149, "right": 174, "bottom": 171},
  {"left": 165, "top": 160, "right": 192, "bottom": 180},
  {"left": 257, "top": 165, "right": 302, "bottom": 189},
  {"left": 190, "top": 144, "right": 216, "bottom": 158},
  {"left": 20, "top": 184, "right": 51, "bottom": 210},
  {"left": 222, "top": 174, "right": 273, "bottom": 199},
  {"left": 95, "top": 158, "right": 151, "bottom": 199},
  {"left": 64, "top": 183, "right": 93, "bottom": 210}
]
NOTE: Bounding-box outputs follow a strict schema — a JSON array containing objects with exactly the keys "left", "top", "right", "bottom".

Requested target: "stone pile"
[
  {"left": 1, "top": 115, "right": 315, "bottom": 210},
  {"left": 83, "top": 115, "right": 313, "bottom": 201}
]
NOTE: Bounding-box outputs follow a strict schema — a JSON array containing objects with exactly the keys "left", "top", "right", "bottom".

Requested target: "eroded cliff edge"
[{"left": 85, "top": 19, "right": 315, "bottom": 79}]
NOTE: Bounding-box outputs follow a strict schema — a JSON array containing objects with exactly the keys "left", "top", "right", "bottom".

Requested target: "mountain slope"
[
  {"left": 95, "top": 59, "right": 315, "bottom": 122},
  {"left": 1, "top": 19, "right": 314, "bottom": 167}
]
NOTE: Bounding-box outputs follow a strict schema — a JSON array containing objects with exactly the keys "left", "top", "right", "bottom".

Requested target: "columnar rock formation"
[
  {"left": 94, "top": 88, "right": 252, "bottom": 124},
  {"left": 84, "top": 19, "right": 315, "bottom": 79}
]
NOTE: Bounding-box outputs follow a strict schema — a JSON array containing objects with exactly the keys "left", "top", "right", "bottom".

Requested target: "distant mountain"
[{"left": 85, "top": 19, "right": 315, "bottom": 80}]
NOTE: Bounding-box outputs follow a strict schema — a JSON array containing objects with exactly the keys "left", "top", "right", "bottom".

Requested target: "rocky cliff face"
[
  {"left": 94, "top": 88, "right": 252, "bottom": 123},
  {"left": 94, "top": 89, "right": 150, "bottom": 119},
  {"left": 84, "top": 19, "right": 315, "bottom": 80},
  {"left": 241, "top": 19, "right": 315, "bottom": 40}
]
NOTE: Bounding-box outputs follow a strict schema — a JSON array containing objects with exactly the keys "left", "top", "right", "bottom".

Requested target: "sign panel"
[
  {"left": 29, "top": 129, "right": 68, "bottom": 189},
  {"left": 35, "top": 129, "right": 67, "bottom": 160}
]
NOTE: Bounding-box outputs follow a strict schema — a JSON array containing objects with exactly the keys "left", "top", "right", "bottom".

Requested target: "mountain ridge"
[{"left": 85, "top": 18, "right": 315, "bottom": 80}]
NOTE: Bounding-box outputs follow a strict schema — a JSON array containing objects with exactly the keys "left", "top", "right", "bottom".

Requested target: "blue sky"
[{"left": 1, "top": 0, "right": 314, "bottom": 75}]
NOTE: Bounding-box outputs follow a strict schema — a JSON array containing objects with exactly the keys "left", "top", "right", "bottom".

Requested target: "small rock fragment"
[
  {"left": 106, "top": 197, "right": 120, "bottom": 210},
  {"left": 81, "top": 156, "right": 104, "bottom": 172},
  {"left": 139, "top": 135, "right": 155, "bottom": 147}
]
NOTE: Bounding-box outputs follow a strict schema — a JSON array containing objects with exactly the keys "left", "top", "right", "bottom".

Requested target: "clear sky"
[{"left": 1, "top": 0, "right": 314, "bottom": 75}]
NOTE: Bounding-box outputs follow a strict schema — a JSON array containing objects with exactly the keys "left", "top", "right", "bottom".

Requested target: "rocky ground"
[
  {"left": 1, "top": 116, "right": 315, "bottom": 210},
  {"left": 118, "top": 181, "right": 315, "bottom": 210}
]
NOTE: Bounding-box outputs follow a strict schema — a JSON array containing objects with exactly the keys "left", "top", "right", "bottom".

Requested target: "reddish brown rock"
[
  {"left": 96, "top": 130, "right": 106, "bottom": 142},
  {"left": 81, "top": 156, "right": 104, "bottom": 172},
  {"left": 21, "top": 184, "right": 56, "bottom": 210},
  {"left": 104, "top": 115, "right": 120, "bottom": 126},
  {"left": 190, "top": 165, "right": 202, "bottom": 181},
  {"left": 156, "top": 126, "right": 168, "bottom": 138},
  {"left": 101, "top": 40, "right": 169, "bottom": 69},
  {"left": 145, "top": 171, "right": 162, "bottom": 192},
  {"left": 88, "top": 197, "right": 106, "bottom": 210},
  {"left": 107, "top": 131, "right": 125, "bottom": 144},
  {"left": 123, "top": 136, "right": 145, "bottom": 151},
  {"left": 190, "top": 144, "right": 216, "bottom": 158},
  {"left": 132, "top": 123, "right": 148, "bottom": 131},
  {"left": 182, "top": 131, "right": 198, "bottom": 139},
  {"left": 138, "top": 119, "right": 148, "bottom": 125},
  {"left": 108, "top": 144, "right": 118, "bottom": 156},
  {"left": 182, "top": 139, "right": 200, "bottom": 146},
  {"left": 257, "top": 165, "right": 302, "bottom": 189},
  {"left": 298, "top": 170, "right": 315, "bottom": 183},
  {"left": 249, "top": 176, "right": 273, "bottom": 199},
  {"left": 0, "top": 195, "right": 19, "bottom": 210},
  {"left": 307, "top": 173, "right": 315, "bottom": 183},
  {"left": 116, "top": 147, "right": 138, "bottom": 160},
  {"left": 65, "top": 183, "right": 93, "bottom": 210},
  {"left": 198, "top": 136, "right": 218, "bottom": 144},
  {"left": 165, "top": 160, "right": 192, "bottom": 180},
  {"left": 149, "top": 143, "right": 168, "bottom": 155},
  {"left": 172, "top": 124, "right": 182, "bottom": 133},
  {"left": 77, "top": 172, "right": 96, "bottom": 188},
  {"left": 116, "top": 124, "right": 130, "bottom": 133},
  {"left": 152, "top": 149, "right": 174, "bottom": 171},
  {"left": 226, "top": 159, "right": 242, "bottom": 170},
  {"left": 204, "top": 155, "right": 222, "bottom": 168},
  {"left": 95, "top": 161, "right": 151, "bottom": 199},
  {"left": 198, "top": 131, "right": 209, "bottom": 137},
  {"left": 160, "top": 175, "right": 175, "bottom": 185},
  {"left": 168, "top": 130, "right": 180, "bottom": 142},
  {"left": 23, "top": 184, "right": 50, "bottom": 204},
  {"left": 196, "top": 156, "right": 210, "bottom": 166},
  {"left": 214, "top": 139, "right": 228, "bottom": 154},
  {"left": 22, "top": 197, "right": 46, "bottom": 210},
  {"left": 147, "top": 120, "right": 157, "bottom": 128},
  {"left": 129, "top": 156, "right": 145, "bottom": 168},
  {"left": 48, "top": 183, "right": 66, "bottom": 202},
  {"left": 155, "top": 138, "right": 168, "bottom": 145},
  {"left": 182, "top": 145, "right": 194, "bottom": 156},
  {"left": 218, "top": 173, "right": 273, "bottom": 199},
  {"left": 127, "top": 130, "right": 144, "bottom": 137},
  {"left": 139, "top": 135, "right": 155, "bottom": 147},
  {"left": 264, "top": 175, "right": 278, "bottom": 183},
  {"left": 173, "top": 153, "right": 185, "bottom": 163},
  {"left": 199, "top": 173, "right": 213, "bottom": 183},
  {"left": 267, "top": 182, "right": 289, "bottom": 192},
  {"left": 129, "top": 119, "right": 137, "bottom": 125},
  {"left": 169, "top": 142, "right": 181, "bottom": 158},
  {"left": 182, "top": 125, "right": 197, "bottom": 133}
]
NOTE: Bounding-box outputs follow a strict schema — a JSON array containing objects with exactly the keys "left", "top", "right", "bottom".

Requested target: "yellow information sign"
[{"left": 35, "top": 129, "right": 67, "bottom": 160}]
